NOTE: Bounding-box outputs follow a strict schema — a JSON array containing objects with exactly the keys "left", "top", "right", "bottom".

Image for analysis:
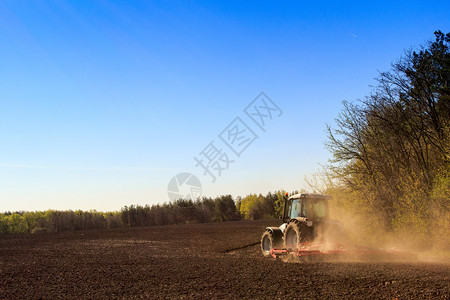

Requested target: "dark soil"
[{"left": 0, "top": 220, "right": 448, "bottom": 299}]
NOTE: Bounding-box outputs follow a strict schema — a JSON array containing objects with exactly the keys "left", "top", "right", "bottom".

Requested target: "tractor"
[
  {"left": 261, "top": 193, "right": 415, "bottom": 260},
  {"left": 261, "top": 193, "right": 341, "bottom": 258}
]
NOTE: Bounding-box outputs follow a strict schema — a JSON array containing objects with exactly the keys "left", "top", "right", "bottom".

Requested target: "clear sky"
[{"left": 0, "top": 1, "right": 448, "bottom": 212}]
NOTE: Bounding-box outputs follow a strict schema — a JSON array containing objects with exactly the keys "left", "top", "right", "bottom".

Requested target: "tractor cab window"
[
  {"left": 302, "top": 200, "right": 327, "bottom": 220},
  {"left": 288, "top": 199, "right": 302, "bottom": 218}
]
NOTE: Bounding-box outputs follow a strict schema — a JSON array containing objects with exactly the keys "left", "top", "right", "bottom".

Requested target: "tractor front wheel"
[{"left": 261, "top": 231, "right": 276, "bottom": 258}]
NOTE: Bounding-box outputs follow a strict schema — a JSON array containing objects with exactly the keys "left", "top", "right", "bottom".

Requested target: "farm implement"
[{"left": 269, "top": 241, "right": 413, "bottom": 261}]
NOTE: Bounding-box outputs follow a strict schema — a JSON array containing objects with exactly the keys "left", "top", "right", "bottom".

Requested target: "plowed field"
[{"left": 0, "top": 220, "right": 448, "bottom": 299}]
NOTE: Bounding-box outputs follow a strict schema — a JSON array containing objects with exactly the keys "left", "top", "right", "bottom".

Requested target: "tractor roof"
[{"left": 288, "top": 193, "right": 331, "bottom": 200}]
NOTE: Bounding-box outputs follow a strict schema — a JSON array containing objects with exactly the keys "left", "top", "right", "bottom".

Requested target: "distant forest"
[{"left": 1, "top": 31, "right": 448, "bottom": 248}]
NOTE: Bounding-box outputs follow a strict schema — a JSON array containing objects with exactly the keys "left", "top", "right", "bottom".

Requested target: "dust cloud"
[
  {"left": 314, "top": 205, "right": 450, "bottom": 264},
  {"left": 282, "top": 204, "right": 449, "bottom": 264}
]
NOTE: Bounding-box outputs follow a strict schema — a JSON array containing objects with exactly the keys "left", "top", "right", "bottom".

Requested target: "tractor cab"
[{"left": 282, "top": 194, "right": 330, "bottom": 223}]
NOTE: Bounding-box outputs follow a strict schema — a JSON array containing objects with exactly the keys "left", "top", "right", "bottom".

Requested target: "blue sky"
[{"left": 0, "top": 1, "right": 448, "bottom": 211}]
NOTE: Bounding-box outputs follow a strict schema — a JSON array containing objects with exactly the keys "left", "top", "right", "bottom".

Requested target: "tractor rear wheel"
[{"left": 284, "top": 221, "right": 309, "bottom": 248}]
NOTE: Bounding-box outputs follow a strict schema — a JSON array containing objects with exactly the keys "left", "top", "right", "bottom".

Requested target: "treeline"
[
  {"left": 0, "top": 192, "right": 289, "bottom": 235},
  {"left": 120, "top": 195, "right": 239, "bottom": 227},
  {"left": 324, "top": 31, "right": 449, "bottom": 248},
  {"left": 0, "top": 210, "right": 121, "bottom": 235}
]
